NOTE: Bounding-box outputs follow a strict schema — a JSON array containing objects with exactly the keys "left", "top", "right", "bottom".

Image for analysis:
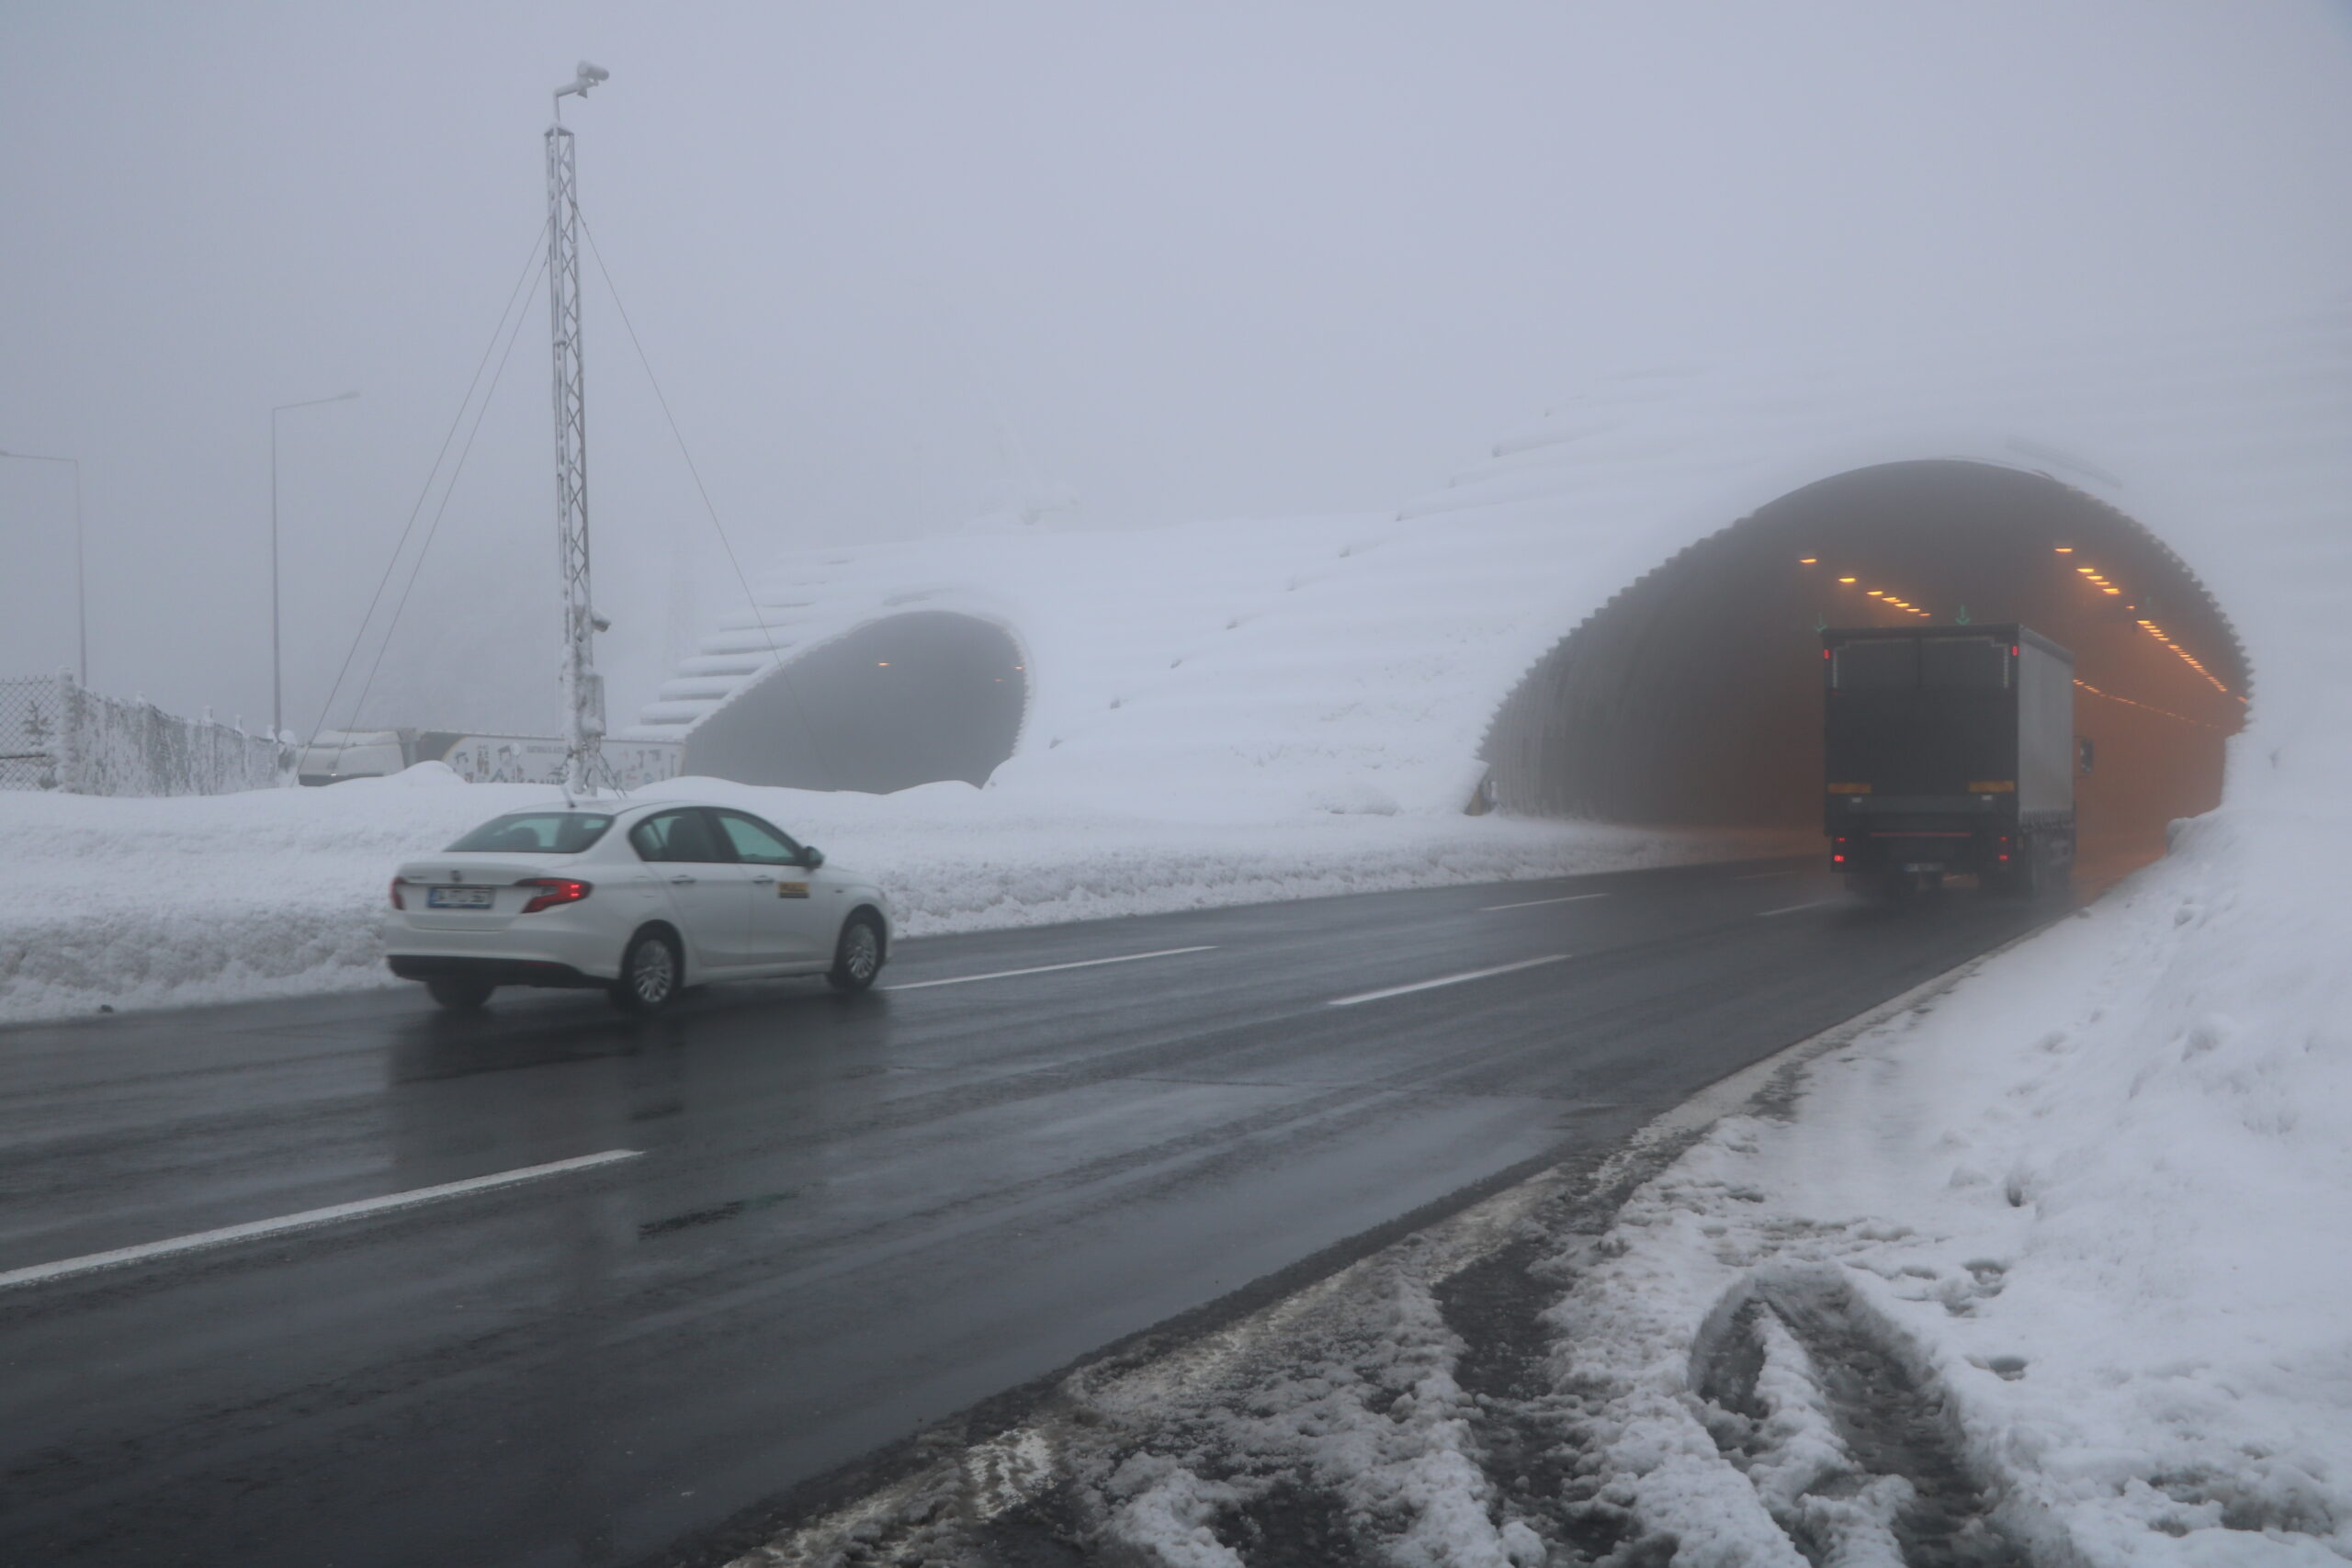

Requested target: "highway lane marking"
[
  {"left": 886, "top": 945, "right": 1218, "bottom": 991},
  {"left": 0, "top": 1150, "right": 644, "bottom": 1293},
  {"left": 1757, "top": 897, "right": 1845, "bottom": 918},
  {"left": 1733, "top": 871, "right": 1799, "bottom": 881},
  {"left": 1480, "top": 892, "right": 1611, "bottom": 911},
  {"left": 1326, "top": 954, "right": 1570, "bottom": 1008}
]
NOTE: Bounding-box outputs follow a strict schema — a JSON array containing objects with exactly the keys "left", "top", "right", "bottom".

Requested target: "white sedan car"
[{"left": 384, "top": 800, "right": 891, "bottom": 1013}]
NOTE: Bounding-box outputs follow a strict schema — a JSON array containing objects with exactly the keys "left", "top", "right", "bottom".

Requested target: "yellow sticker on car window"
[{"left": 777, "top": 882, "right": 810, "bottom": 899}]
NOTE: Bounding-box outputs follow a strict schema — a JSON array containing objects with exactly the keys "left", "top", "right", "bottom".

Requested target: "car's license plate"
[{"left": 427, "top": 886, "right": 495, "bottom": 909}]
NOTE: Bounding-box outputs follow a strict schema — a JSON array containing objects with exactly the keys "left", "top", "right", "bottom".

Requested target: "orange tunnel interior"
[{"left": 1480, "top": 461, "right": 2246, "bottom": 877}]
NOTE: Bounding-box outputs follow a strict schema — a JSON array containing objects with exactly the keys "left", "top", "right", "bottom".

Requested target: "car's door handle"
[
  {"left": 669, "top": 874, "right": 696, "bottom": 886},
  {"left": 750, "top": 875, "right": 775, "bottom": 885}
]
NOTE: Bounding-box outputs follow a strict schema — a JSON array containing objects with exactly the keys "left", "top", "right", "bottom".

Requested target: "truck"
[{"left": 1822, "top": 624, "right": 2078, "bottom": 897}]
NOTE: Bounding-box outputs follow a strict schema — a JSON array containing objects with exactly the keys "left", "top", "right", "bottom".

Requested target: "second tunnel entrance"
[{"left": 683, "top": 611, "right": 1027, "bottom": 794}]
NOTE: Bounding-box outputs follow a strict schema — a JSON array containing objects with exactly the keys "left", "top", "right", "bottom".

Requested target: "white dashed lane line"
[
  {"left": 1757, "top": 897, "right": 1845, "bottom": 918},
  {"left": 1326, "top": 954, "right": 1571, "bottom": 1009},
  {"left": 885, "top": 946, "right": 1218, "bottom": 992},
  {"left": 0, "top": 1149, "right": 645, "bottom": 1293},
  {"left": 1480, "top": 892, "right": 1611, "bottom": 911}
]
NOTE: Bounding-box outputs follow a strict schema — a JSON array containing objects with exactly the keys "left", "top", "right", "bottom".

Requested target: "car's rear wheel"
[
  {"left": 826, "top": 915, "right": 883, "bottom": 993},
  {"left": 426, "top": 976, "right": 496, "bottom": 1011},
  {"left": 611, "top": 929, "right": 682, "bottom": 1014}
]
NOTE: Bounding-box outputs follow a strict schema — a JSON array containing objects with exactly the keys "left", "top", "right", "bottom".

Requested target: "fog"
[{"left": 4, "top": 3, "right": 2349, "bottom": 739}]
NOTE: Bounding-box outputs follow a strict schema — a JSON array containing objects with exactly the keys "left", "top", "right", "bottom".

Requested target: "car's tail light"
[
  {"left": 390, "top": 876, "right": 409, "bottom": 910},
  {"left": 517, "top": 877, "right": 593, "bottom": 914}
]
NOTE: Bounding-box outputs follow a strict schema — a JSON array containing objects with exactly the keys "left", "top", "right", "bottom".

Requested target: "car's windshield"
[{"left": 444, "top": 812, "right": 613, "bottom": 854}]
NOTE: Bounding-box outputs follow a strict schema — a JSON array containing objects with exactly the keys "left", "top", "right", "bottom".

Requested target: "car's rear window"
[{"left": 445, "top": 812, "right": 613, "bottom": 854}]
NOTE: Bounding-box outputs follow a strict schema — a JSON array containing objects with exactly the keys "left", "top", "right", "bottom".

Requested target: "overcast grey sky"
[{"left": 5, "top": 2, "right": 2349, "bottom": 735}]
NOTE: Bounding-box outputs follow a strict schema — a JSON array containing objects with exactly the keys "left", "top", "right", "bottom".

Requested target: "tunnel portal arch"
[
  {"left": 683, "top": 611, "right": 1028, "bottom": 793},
  {"left": 1481, "top": 460, "right": 2247, "bottom": 861}
]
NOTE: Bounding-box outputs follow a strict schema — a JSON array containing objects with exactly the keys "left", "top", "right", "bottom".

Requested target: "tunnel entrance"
[
  {"left": 1482, "top": 461, "right": 2246, "bottom": 873},
  {"left": 683, "top": 611, "right": 1027, "bottom": 793}
]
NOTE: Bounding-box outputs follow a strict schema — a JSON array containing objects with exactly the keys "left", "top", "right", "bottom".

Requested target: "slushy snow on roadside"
[
  {"left": 835, "top": 803, "right": 2348, "bottom": 1568},
  {"left": 1529, "top": 800, "right": 2350, "bottom": 1563}
]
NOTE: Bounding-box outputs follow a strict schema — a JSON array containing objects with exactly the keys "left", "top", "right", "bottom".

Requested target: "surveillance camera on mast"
[{"left": 555, "top": 61, "right": 610, "bottom": 107}]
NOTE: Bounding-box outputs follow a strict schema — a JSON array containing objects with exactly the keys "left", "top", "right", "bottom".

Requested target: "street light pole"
[
  {"left": 269, "top": 391, "right": 358, "bottom": 740},
  {"left": 0, "top": 448, "right": 85, "bottom": 685}
]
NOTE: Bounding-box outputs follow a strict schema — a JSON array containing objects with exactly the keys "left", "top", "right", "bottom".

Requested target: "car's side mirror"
[
  {"left": 2077, "top": 737, "right": 2096, "bottom": 775},
  {"left": 797, "top": 846, "right": 825, "bottom": 870}
]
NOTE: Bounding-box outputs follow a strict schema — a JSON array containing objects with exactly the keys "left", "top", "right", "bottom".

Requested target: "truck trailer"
[{"left": 1822, "top": 624, "right": 2077, "bottom": 897}]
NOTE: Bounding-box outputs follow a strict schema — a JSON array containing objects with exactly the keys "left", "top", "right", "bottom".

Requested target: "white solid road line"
[
  {"left": 0, "top": 1149, "right": 644, "bottom": 1294},
  {"left": 886, "top": 945, "right": 1218, "bottom": 992},
  {"left": 1481, "top": 892, "right": 1611, "bottom": 911},
  {"left": 1757, "top": 897, "right": 1845, "bottom": 918},
  {"left": 1327, "top": 954, "right": 1570, "bottom": 1008}
]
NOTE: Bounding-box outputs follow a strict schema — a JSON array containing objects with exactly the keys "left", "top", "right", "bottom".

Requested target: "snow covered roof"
[{"left": 630, "top": 304, "right": 2350, "bottom": 821}]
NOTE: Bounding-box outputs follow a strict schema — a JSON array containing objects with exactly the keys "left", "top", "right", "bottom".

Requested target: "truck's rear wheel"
[
  {"left": 1991, "top": 837, "right": 2052, "bottom": 899},
  {"left": 1850, "top": 871, "right": 1910, "bottom": 904}
]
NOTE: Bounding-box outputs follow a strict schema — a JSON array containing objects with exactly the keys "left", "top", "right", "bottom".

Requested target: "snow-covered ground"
[
  {"left": 0, "top": 766, "right": 1771, "bottom": 1025},
  {"left": 742, "top": 795, "right": 2350, "bottom": 1568}
]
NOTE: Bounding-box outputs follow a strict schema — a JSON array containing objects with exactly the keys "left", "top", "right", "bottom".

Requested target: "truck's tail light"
[
  {"left": 517, "top": 877, "right": 593, "bottom": 914},
  {"left": 1832, "top": 854, "right": 1845, "bottom": 863},
  {"left": 390, "top": 876, "right": 409, "bottom": 910}
]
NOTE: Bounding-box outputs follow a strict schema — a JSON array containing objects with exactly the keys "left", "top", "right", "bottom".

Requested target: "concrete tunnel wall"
[
  {"left": 682, "top": 611, "right": 1028, "bottom": 793},
  {"left": 1481, "top": 460, "right": 2247, "bottom": 857}
]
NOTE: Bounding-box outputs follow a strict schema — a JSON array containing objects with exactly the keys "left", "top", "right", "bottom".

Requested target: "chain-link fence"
[
  {"left": 0, "top": 673, "right": 283, "bottom": 795},
  {"left": 0, "top": 676, "right": 67, "bottom": 791}
]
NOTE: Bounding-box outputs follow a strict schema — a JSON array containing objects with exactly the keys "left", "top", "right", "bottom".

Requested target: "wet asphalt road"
[{"left": 0, "top": 858, "right": 2064, "bottom": 1567}]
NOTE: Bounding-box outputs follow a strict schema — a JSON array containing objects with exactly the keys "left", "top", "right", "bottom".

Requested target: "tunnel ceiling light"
[
  {"left": 876, "top": 661, "right": 890, "bottom": 667},
  {"left": 2077, "top": 566, "right": 2097, "bottom": 574},
  {"left": 1799, "top": 557, "right": 1818, "bottom": 564},
  {"left": 1867, "top": 590, "right": 1884, "bottom": 596},
  {"left": 1838, "top": 576, "right": 1857, "bottom": 583},
  {"left": 2054, "top": 546, "right": 2075, "bottom": 554}
]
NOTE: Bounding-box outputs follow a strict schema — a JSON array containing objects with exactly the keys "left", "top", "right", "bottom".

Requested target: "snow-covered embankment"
[{"left": 0, "top": 767, "right": 1770, "bottom": 1025}]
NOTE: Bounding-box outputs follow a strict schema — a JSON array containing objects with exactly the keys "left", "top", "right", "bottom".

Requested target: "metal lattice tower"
[{"left": 548, "top": 62, "right": 609, "bottom": 794}]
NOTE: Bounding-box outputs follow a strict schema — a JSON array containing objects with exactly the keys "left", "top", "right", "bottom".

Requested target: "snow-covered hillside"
[{"left": 633, "top": 309, "right": 2346, "bottom": 829}]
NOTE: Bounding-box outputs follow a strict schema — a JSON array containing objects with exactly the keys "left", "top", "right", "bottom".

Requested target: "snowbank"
[
  {"left": 1532, "top": 792, "right": 2352, "bottom": 1565},
  {"left": 745, "top": 795, "right": 2351, "bottom": 1567},
  {"left": 0, "top": 769, "right": 1775, "bottom": 1025}
]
